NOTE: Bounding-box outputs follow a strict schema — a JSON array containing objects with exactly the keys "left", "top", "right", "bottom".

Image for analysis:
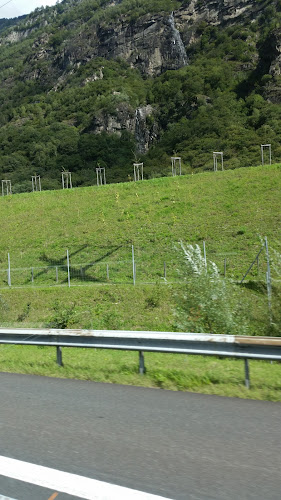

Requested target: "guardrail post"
[
  {"left": 139, "top": 351, "right": 145, "bottom": 375},
  {"left": 56, "top": 346, "right": 63, "bottom": 367},
  {"left": 244, "top": 358, "right": 250, "bottom": 389}
]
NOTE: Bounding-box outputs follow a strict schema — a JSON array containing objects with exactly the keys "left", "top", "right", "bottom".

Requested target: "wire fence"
[{"left": 0, "top": 240, "right": 279, "bottom": 289}]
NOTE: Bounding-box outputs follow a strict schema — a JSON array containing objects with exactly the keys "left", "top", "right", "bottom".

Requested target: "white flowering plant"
[{"left": 174, "top": 242, "right": 250, "bottom": 335}]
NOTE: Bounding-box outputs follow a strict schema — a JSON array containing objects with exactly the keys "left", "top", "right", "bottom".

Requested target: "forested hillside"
[{"left": 1, "top": 0, "right": 281, "bottom": 190}]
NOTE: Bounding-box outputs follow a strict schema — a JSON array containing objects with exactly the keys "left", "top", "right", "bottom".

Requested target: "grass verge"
[{"left": 0, "top": 346, "right": 280, "bottom": 401}]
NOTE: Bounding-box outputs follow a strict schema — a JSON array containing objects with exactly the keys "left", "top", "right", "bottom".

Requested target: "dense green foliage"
[
  {"left": 0, "top": 14, "right": 26, "bottom": 33},
  {"left": 1, "top": 0, "right": 281, "bottom": 188}
]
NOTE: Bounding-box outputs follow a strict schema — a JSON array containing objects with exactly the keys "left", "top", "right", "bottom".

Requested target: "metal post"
[
  {"left": 244, "top": 359, "right": 250, "bottom": 389},
  {"left": 261, "top": 145, "right": 264, "bottom": 166},
  {"left": 132, "top": 245, "right": 135, "bottom": 285},
  {"left": 203, "top": 241, "right": 207, "bottom": 269},
  {"left": 67, "top": 249, "right": 71, "bottom": 288},
  {"left": 56, "top": 266, "right": 59, "bottom": 283},
  {"left": 224, "top": 258, "right": 226, "bottom": 278},
  {"left": 264, "top": 237, "right": 272, "bottom": 321},
  {"left": 7, "top": 253, "right": 11, "bottom": 287},
  {"left": 240, "top": 245, "right": 265, "bottom": 284},
  {"left": 31, "top": 267, "right": 34, "bottom": 283},
  {"left": 139, "top": 351, "right": 145, "bottom": 374},
  {"left": 164, "top": 261, "right": 166, "bottom": 279},
  {"left": 257, "top": 255, "right": 259, "bottom": 276},
  {"left": 106, "top": 264, "right": 109, "bottom": 280},
  {"left": 56, "top": 346, "right": 63, "bottom": 366}
]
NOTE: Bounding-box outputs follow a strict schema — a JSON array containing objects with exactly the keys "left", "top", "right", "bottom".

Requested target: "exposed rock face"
[
  {"left": 58, "top": 12, "right": 188, "bottom": 77},
  {"left": 262, "top": 29, "right": 281, "bottom": 103},
  {"left": 269, "top": 31, "right": 281, "bottom": 78},
  {"left": 91, "top": 103, "right": 135, "bottom": 136},
  {"left": 135, "top": 105, "right": 158, "bottom": 154},
  {"left": 24, "top": 0, "right": 268, "bottom": 82},
  {"left": 175, "top": 0, "right": 265, "bottom": 46},
  {"left": 90, "top": 103, "right": 157, "bottom": 153},
  {"left": 0, "top": 0, "right": 272, "bottom": 77},
  {"left": 0, "top": 28, "right": 31, "bottom": 45}
]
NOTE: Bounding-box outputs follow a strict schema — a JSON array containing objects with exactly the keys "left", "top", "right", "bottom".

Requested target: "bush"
[{"left": 174, "top": 242, "right": 250, "bottom": 335}]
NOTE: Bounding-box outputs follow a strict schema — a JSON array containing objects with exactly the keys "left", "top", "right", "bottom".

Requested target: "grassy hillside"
[
  {"left": 0, "top": 164, "right": 280, "bottom": 275},
  {"left": 0, "top": 163, "right": 280, "bottom": 332},
  {"left": 0, "top": 163, "right": 281, "bottom": 400}
]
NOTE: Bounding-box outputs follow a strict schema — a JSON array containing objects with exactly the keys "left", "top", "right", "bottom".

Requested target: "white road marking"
[
  {"left": 0, "top": 455, "right": 171, "bottom": 500},
  {"left": 0, "top": 496, "right": 18, "bottom": 500}
]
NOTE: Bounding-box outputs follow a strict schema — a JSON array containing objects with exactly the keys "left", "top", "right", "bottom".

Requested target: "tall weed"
[{"left": 174, "top": 242, "right": 250, "bottom": 335}]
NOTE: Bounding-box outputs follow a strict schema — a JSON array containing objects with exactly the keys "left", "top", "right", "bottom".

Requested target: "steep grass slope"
[
  {"left": 0, "top": 164, "right": 280, "bottom": 333},
  {"left": 0, "top": 164, "right": 280, "bottom": 282}
]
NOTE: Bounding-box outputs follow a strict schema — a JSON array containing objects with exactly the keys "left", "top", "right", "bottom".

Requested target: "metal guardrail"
[{"left": 0, "top": 328, "right": 280, "bottom": 388}]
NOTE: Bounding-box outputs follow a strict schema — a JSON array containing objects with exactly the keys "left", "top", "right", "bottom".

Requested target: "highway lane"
[{"left": 0, "top": 372, "right": 281, "bottom": 499}]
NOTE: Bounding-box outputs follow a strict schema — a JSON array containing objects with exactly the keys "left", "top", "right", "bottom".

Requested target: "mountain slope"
[{"left": 1, "top": 0, "right": 281, "bottom": 189}]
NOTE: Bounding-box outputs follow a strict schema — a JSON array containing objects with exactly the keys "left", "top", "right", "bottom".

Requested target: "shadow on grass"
[
  {"left": 241, "top": 280, "right": 267, "bottom": 294},
  {"left": 25, "top": 244, "right": 123, "bottom": 284}
]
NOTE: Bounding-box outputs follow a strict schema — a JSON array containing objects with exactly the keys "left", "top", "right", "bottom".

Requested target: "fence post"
[
  {"left": 224, "top": 258, "right": 226, "bottom": 278},
  {"left": 132, "top": 245, "right": 135, "bottom": 285},
  {"left": 264, "top": 237, "right": 272, "bottom": 321},
  {"left": 203, "top": 241, "right": 207, "bottom": 269},
  {"left": 67, "top": 249, "right": 71, "bottom": 288},
  {"left": 31, "top": 267, "right": 34, "bottom": 283},
  {"left": 164, "top": 261, "right": 166, "bottom": 279},
  {"left": 106, "top": 264, "right": 109, "bottom": 280},
  {"left": 7, "top": 253, "right": 11, "bottom": 287},
  {"left": 56, "top": 266, "right": 59, "bottom": 283}
]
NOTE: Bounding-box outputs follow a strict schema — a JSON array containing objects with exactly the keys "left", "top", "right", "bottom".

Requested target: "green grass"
[
  {"left": 0, "top": 164, "right": 280, "bottom": 399},
  {"left": 0, "top": 345, "right": 281, "bottom": 401},
  {"left": 0, "top": 284, "right": 175, "bottom": 331},
  {"left": 0, "top": 164, "right": 280, "bottom": 284}
]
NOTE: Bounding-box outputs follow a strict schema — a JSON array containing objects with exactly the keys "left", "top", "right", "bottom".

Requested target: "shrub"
[{"left": 174, "top": 242, "right": 250, "bottom": 335}]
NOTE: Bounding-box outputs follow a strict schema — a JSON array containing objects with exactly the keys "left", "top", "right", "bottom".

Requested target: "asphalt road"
[{"left": 0, "top": 372, "right": 281, "bottom": 499}]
